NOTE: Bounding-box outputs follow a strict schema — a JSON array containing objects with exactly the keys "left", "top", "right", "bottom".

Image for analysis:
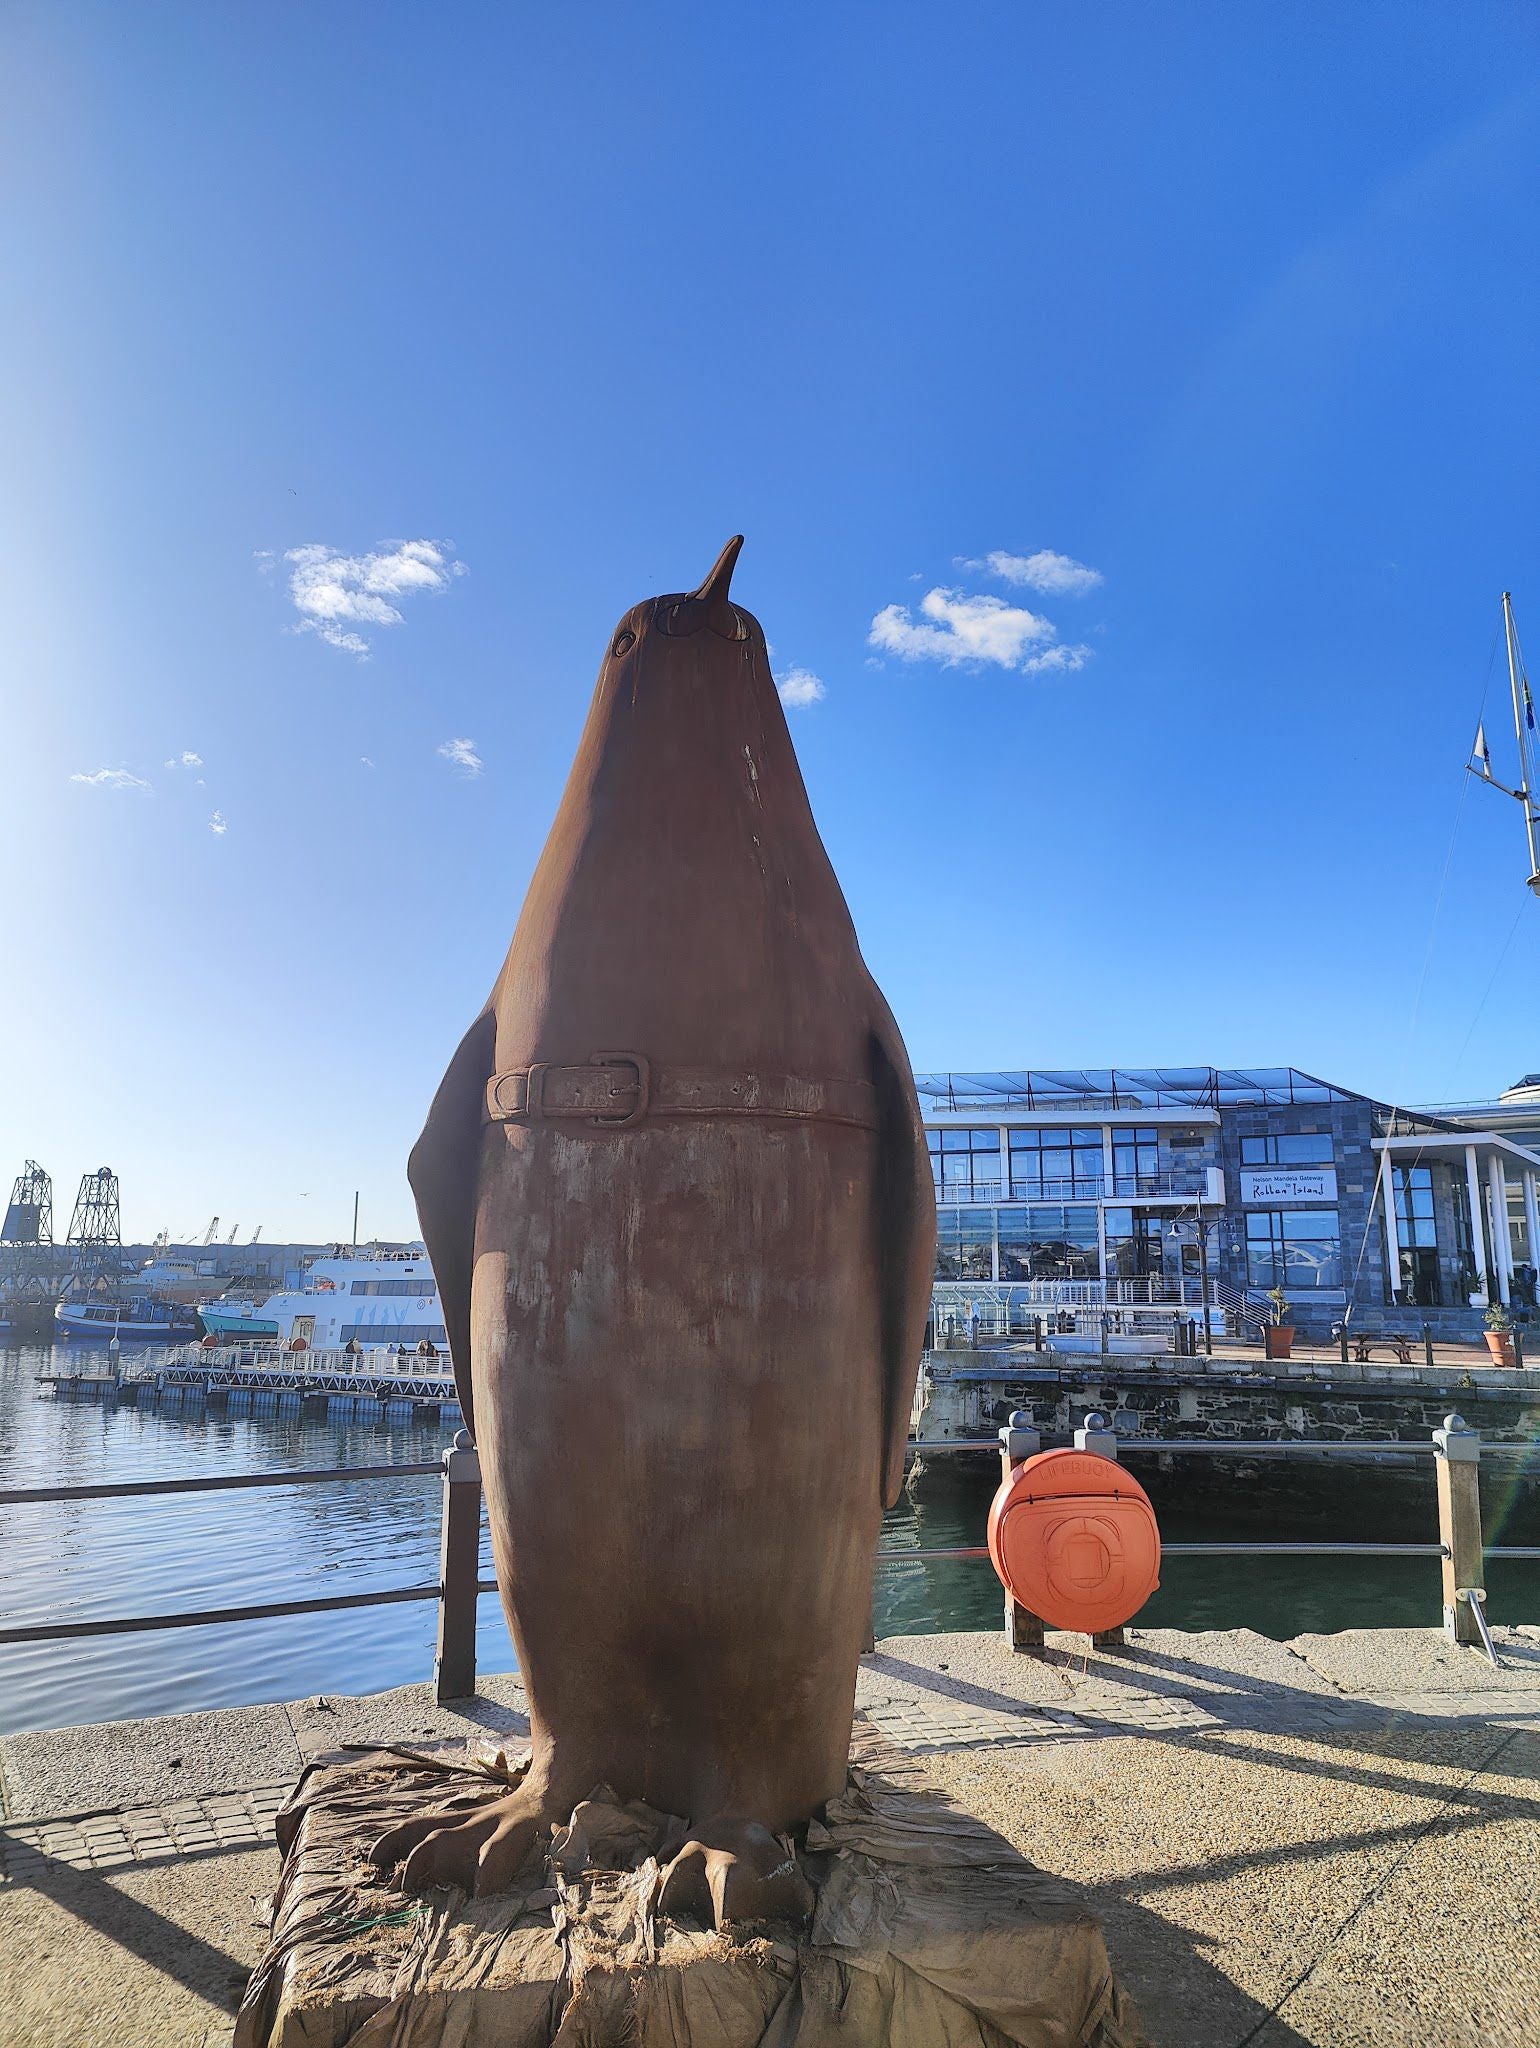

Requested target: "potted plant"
[
  {"left": 1263, "top": 1287, "right": 1295, "bottom": 1360},
  {"left": 1483, "top": 1301, "right": 1517, "bottom": 1366}
]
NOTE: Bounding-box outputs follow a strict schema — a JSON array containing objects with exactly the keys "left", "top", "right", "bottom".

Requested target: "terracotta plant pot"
[
  {"left": 1263, "top": 1325, "right": 1295, "bottom": 1359},
  {"left": 1484, "top": 1331, "right": 1516, "bottom": 1366}
]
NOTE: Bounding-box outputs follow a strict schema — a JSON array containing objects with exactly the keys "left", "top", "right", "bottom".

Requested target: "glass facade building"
[{"left": 919, "top": 1066, "right": 1540, "bottom": 1340}]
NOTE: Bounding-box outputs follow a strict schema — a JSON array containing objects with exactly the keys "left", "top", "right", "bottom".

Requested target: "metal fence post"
[
  {"left": 998, "top": 1410, "right": 1042, "bottom": 1651},
  {"left": 1432, "top": 1412, "right": 1483, "bottom": 1647},
  {"left": 1073, "top": 1411, "right": 1127, "bottom": 1649},
  {"left": 435, "top": 1428, "right": 483, "bottom": 1702}
]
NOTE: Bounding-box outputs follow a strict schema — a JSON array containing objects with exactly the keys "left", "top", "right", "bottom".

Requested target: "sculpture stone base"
[{"left": 235, "top": 1732, "right": 1148, "bottom": 2048}]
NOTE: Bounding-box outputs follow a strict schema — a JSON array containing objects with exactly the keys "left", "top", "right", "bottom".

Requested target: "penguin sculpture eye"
[{"left": 611, "top": 629, "right": 636, "bottom": 657}]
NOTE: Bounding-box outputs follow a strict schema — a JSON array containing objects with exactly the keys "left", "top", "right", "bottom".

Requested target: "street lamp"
[{"left": 1169, "top": 1198, "right": 1214, "bottom": 1357}]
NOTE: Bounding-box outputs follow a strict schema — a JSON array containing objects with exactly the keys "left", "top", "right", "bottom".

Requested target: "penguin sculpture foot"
[
  {"left": 369, "top": 1776, "right": 566, "bottom": 1897},
  {"left": 657, "top": 1817, "right": 814, "bottom": 1929}
]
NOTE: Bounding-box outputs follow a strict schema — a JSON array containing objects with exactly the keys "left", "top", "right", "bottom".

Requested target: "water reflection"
[{"left": 2, "top": 1339, "right": 1536, "bottom": 1735}]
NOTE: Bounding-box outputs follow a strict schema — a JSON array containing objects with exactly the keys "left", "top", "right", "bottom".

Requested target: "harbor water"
[{"left": 1, "top": 1339, "right": 1536, "bottom": 1737}]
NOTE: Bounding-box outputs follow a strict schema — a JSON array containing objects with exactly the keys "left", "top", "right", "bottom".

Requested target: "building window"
[
  {"left": 1245, "top": 1209, "right": 1341, "bottom": 1291},
  {"left": 1240, "top": 1132, "right": 1334, "bottom": 1166},
  {"left": 935, "top": 1207, "right": 995, "bottom": 1280},
  {"left": 1111, "top": 1127, "right": 1160, "bottom": 1195},
  {"left": 1393, "top": 1164, "right": 1442, "bottom": 1306},
  {"left": 1393, "top": 1165, "right": 1437, "bottom": 1248},
  {"left": 927, "top": 1128, "right": 1001, "bottom": 1200},
  {"left": 997, "top": 1205, "right": 1100, "bottom": 1282},
  {"left": 1103, "top": 1206, "right": 1166, "bottom": 1281},
  {"left": 339, "top": 1323, "right": 447, "bottom": 1346},
  {"left": 1008, "top": 1127, "right": 1104, "bottom": 1199}
]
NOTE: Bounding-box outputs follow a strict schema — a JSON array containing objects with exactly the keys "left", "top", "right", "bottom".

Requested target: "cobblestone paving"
[
  {"left": 0, "top": 1782, "right": 289, "bottom": 1882},
  {"left": 859, "top": 1689, "right": 1223, "bottom": 1752}
]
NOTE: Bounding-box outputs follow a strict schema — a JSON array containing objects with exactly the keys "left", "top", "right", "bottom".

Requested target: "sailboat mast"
[{"left": 1501, "top": 592, "right": 1540, "bottom": 892}]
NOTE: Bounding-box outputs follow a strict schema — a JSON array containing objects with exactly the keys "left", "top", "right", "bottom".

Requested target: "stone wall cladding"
[
  {"left": 1217, "top": 1095, "right": 1383, "bottom": 1325},
  {"left": 918, "top": 1353, "right": 1540, "bottom": 1448}
]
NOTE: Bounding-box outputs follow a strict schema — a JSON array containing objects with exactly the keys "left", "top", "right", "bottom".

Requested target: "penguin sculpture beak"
[
  {"left": 660, "top": 535, "right": 747, "bottom": 639},
  {"left": 692, "top": 535, "right": 744, "bottom": 618}
]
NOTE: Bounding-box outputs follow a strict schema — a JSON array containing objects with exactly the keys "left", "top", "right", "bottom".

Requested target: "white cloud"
[
  {"left": 975, "top": 549, "right": 1103, "bottom": 597},
  {"left": 208, "top": 811, "right": 228, "bottom": 836},
  {"left": 869, "top": 588, "right": 1059, "bottom": 669},
  {"left": 164, "top": 750, "right": 203, "bottom": 769},
  {"left": 1019, "top": 642, "right": 1092, "bottom": 673},
  {"left": 281, "top": 539, "right": 466, "bottom": 656},
  {"left": 360, "top": 755, "right": 375, "bottom": 768},
  {"left": 437, "top": 736, "right": 483, "bottom": 776},
  {"left": 776, "top": 664, "right": 826, "bottom": 709},
  {"left": 70, "top": 767, "right": 151, "bottom": 791}
]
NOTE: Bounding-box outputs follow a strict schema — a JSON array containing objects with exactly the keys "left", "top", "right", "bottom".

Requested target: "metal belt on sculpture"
[{"left": 372, "top": 537, "right": 938, "bottom": 1923}]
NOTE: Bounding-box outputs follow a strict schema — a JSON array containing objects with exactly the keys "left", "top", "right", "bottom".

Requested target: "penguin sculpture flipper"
[
  {"left": 407, "top": 1006, "right": 496, "bottom": 1434},
  {"left": 867, "top": 977, "right": 939, "bottom": 1509}
]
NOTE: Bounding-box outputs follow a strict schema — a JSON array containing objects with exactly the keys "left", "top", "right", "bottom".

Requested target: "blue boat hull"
[{"left": 56, "top": 1303, "right": 202, "bottom": 1343}]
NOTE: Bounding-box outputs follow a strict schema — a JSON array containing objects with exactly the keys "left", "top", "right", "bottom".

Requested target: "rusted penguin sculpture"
[{"left": 373, "top": 538, "right": 936, "bottom": 1919}]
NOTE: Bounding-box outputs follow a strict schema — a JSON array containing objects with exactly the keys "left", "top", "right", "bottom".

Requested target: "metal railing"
[
  {"left": 1, "top": 1419, "right": 1535, "bottom": 1705},
  {"left": 128, "top": 1350, "right": 461, "bottom": 1400},
  {"left": 934, "top": 1172, "right": 1214, "bottom": 1206},
  {"left": 909, "top": 1413, "right": 1539, "bottom": 1659}
]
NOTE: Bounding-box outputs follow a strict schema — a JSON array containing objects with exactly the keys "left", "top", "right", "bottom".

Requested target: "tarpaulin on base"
[{"left": 234, "top": 1731, "right": 1148, "bottom": 2048}]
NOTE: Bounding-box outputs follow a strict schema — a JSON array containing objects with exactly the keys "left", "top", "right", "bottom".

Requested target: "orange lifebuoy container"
[{"left": 987, "top": 1448, "right": 1161, "bottom": 1635}]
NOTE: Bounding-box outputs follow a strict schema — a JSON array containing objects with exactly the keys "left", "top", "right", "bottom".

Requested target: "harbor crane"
[
  {"left": 66, "top": 1168, "right": 124, "bottom": 1291},
  {"left": 202, "top": 1216, "right": 219, "bottom": 1245},
  {"left": 1, "top": 1161, "right": 57, "bottom": 1338}
]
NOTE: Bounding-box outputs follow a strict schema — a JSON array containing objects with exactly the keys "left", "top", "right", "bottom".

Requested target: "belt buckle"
[
  {"left": 522, "top": 1063, "right": 553, "bottom": 1121},
  {"left": 588, "top": 1052, "right": 649, "bottom": 1129}
]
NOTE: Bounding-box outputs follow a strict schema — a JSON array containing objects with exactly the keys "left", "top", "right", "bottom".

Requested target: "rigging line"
[
  {"left": 1345, "top": 628, "right": 1503, "bottom": 1318},
  {"left": 1404, "top": 624, "right": 1501, "bottom": 1054},
  {"left": 1444, "top": 891, "right": 1530, "bottom": 1095},
  {"left": 1364, "top": 891, "right": 1533, "bottom": 1315}
]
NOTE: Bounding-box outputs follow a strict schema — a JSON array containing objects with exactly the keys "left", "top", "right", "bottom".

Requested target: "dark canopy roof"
[{"left": 912, "top": 1067, "right": 1358, "bottom": 1112}]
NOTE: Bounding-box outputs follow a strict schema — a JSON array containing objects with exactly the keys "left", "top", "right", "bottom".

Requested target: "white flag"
[{"left": 1473, "top": 723, "right": 1492, "bottom": 776}]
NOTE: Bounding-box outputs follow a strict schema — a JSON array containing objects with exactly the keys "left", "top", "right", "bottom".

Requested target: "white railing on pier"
[
  {"left": 163, "top": 1343, "right": 450, "bottom": 1377},
  {"left": 933, "top": 1277, "right": 1225, "bottom": 1310}
]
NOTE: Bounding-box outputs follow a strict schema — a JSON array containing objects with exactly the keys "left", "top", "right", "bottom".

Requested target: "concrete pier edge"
[{"left": 3, "top": 1626, "right": 1539, "bottom": 2048}]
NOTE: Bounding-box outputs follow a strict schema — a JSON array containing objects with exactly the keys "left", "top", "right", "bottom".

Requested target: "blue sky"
[{"left": 6, "top": 5, "right": 1540, "bottom": 1244}]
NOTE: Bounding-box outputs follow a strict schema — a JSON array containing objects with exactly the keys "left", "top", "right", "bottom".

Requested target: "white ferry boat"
[{"left": 198, "top": 1248, "right": 446, "bottom": 1352}]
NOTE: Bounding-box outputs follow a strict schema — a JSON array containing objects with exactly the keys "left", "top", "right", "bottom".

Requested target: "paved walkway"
[{"left": 2, "top": 1630, "right": 1537, "bottom": 2046}]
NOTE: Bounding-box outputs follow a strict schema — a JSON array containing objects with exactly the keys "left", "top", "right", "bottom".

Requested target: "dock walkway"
[{"left": 1, "top": 1625, "right": 1537, "bottom": 2046}]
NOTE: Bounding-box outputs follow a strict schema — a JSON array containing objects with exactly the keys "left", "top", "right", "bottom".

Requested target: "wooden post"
[
  {"left": 998, "top": 1411, "right": 1042, "bottom": 1651},
  {"left": 434, "top": 1428, "right": 483, "bottom": 1702},
  {"left": 1423, "top": 1324, "right": 1435, "bottom": 1371},
  {"left": 1074, "top": 1412, "right": 1127, "bottom": 1650},
  {"left": 1433, "top": 1412, "right": 1483, "bottom": 1647}
]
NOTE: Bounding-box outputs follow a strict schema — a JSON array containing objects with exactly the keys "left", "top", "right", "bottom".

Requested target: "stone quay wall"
[{"left": 916, "top": 1347, "right": 1540, "bottom": 1450}]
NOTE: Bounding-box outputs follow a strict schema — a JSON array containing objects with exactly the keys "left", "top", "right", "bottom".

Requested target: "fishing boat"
[
  {"left": 132, "top": 1251, "right": 225, "bottom": 1305},
  {"left": 196, "top": 1295, "right": 281, "bottom": 1341},
  {"left": 56, "top": 1295, "right": 202, "bottom": 1342}
]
